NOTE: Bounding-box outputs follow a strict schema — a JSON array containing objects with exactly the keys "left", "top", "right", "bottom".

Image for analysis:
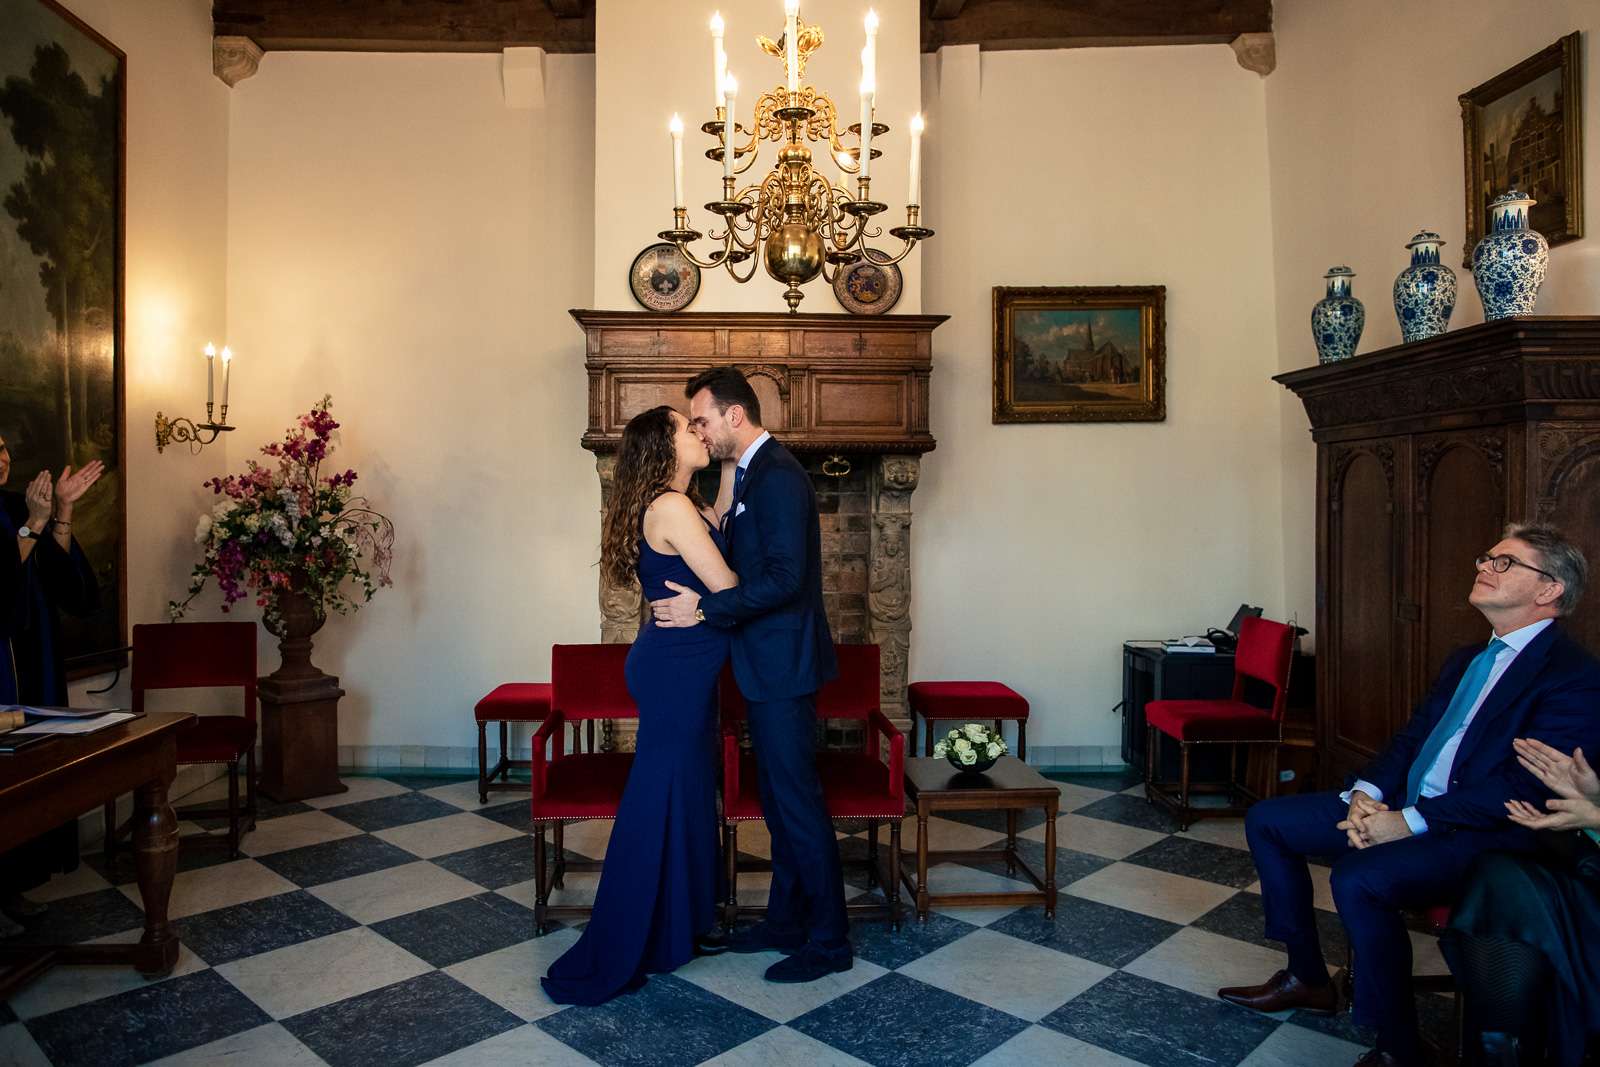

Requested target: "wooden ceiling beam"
[
  {"left": 212, "top": 0, "right": 595, "bottom": 54},
  {"left": 921, "top": 0, "right": 1270, "bottom": 53}
]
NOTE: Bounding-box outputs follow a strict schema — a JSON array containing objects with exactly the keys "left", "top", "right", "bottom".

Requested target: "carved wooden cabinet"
[{"left": 1277, "top": 317, "right": 1600, "bottom": 786}]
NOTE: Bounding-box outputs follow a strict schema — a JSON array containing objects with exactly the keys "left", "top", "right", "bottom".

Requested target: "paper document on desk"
[
  {"left": 12, "top": 712, "right": 137, "bottom": 736},
  {"left": 3, "top": 705, "right": 126, "bottom": 718},
  {"left": 1163, "top": 636, "right": 1216, "bottom": 654}
]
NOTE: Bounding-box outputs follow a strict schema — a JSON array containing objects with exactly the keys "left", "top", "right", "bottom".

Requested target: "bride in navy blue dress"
[{"left": 542, "top": 405, "right": 737, "bottom": 1006}]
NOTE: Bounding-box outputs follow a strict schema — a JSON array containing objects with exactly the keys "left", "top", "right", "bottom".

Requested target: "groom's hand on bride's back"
[{"left": 651, "top": 582, "right": 702, "bottom": 628}]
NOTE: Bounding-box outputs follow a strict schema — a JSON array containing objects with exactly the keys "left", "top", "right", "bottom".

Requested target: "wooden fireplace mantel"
[{"left": 571, "top": 309, "right": 948, "bottom": 454}]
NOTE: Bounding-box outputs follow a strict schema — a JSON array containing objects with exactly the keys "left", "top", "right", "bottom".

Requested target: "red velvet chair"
[
  {"left": 104, "top": 622, "right": 259, "bottom": 859},
  {"left": 528, "top": 643, "right": 637, "bottom": 934},
  {"left": 1143, "top": 615, "right": 1295, "bottom": 831},
  {"left": 474, "top": 683, "right": 552, "bottom": 804},
  {"left": 721, "top": 644, "right": 905, "bottom": 929}
]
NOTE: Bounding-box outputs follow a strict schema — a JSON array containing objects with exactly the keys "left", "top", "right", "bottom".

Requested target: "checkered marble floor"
[{"left": 0, "top": 769, "right": 1458, "bottom": 1067}]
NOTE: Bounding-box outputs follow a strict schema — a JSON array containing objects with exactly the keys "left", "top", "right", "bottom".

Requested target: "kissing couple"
[{"left": 542, "top": 366, "right": 852, "bottom": 1006}]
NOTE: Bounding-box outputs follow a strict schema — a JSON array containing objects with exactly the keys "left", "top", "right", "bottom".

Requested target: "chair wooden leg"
[
  {"left": 1017, "top": 720, "right": 1027, "bottom": 762},
  {"left": 552, "top": 822, "right": 566, "bottom": 888},
  {"left": 888, "top": 820, "right": 902, "bottom": 931},
  {"left": 1266, "top": 743, "right": 1281, "bottom": 801},
  {"left": 477, "top": 721, "right": 489, "bottom": 804},
  {"left": 1145, "top": 723, "right": 1157, "bottom": 803},
  {"left": 923, "top": 716, "right": 934, "bottom": 757},
  {"left": 534, "top": 825, "right": 550, "bottom": 935},
  {"left": 724, "top": 821, "right": 740, "bottom": 927},
  {"left": 103, "top": 801, "right": 118, "bottom": 861},
  {"left": 498, "top": 722, "right": 510, "bottom": 780},
  {"left": 866, "top": 819, "right": 879, "bottom": 887},
  {"left": 1179, "top": 742, "right": 1192, "bottom": 832},
  {"left": 227, "top": 759, "right": 242, "bottom": 859}
]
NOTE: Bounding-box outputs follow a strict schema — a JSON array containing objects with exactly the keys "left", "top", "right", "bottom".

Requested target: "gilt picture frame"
[
  {"left": 1460, "top": 32, "right": 1583, "bottom": 268},
  {"left": 993, "top": 286, "right": 1166, "bottom": 424},
  {"left": 0, "top": 0, "right": 127, "bottom": 677}
]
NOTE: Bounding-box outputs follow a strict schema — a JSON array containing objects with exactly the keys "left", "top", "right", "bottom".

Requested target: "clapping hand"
[
  {"left": 1514, "top": 738, "right": 1600, "bottom": 802},
  {"left": 1506, "top": 795, "right": 1600, "bottom": 832}
]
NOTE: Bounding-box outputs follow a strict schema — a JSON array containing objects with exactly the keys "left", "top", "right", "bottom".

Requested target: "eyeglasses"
[{"left": 1476, "top": 553, "right": 1557, "bottom": 583}]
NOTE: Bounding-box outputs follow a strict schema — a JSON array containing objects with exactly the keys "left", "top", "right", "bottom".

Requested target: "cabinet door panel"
[
  {"left": 1420, "top": 441, "right": 1505, "bottom": 684},
  {"left": 1332, "top": 452, "right": 1397, "bottom": 760},
  {"left": 1544, "top": 448, "right": 1600, "bottom": 654}
]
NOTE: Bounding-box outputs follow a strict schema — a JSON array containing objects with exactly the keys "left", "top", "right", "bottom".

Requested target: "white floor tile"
[
  {"left": 303, "top": 778, "right": 409, "bottom": 809},
  {"left": 1411, "top": 928, "right": 1447, "bottom": 976},
  {"left": 120, "top": 858, "right": 298, "bottom": 920},
  {"left": 1244, "top": 862, "right": 1337, "bottom": 912},
  {"left": 214, "top": 926, "right": 431, "bottom": 1020},
  {"left": 27, "top": 861, "right": 112, "bottom": 903},
  {"left": 0, "top": 1022, "right": 52, "bottom": 1067},
  {"left": 420, "top": 780, "right": 524, "bottom": 812},
  {"left": 699, "top": 1026, "right": 873, "bottom": 1067},
  {"left": 144, "top": 1022, "right": 328, "bottom": 1067},
  {"left": 1237, "top": 1021, "right": 1369, "bottom": 1067},
  {"left": 1067, "top": 862, "right": 1238, "bottom": 925},
  {"left": 238, "top": 810, "right": 364, "bottom": 858},
  {"left": 1051, "top": 781, "right": 1121, "bottom": 813},
  {"left": 310, "top": 860, "right": 483, "bottom": 924},
  {"left": 373, "top": 812, "right": 525, "bottom": 859},
  {"left": 1027, "top": 813, "right": 1167, "bottom": 860},
  {"left": 919, "top": 862, "right": 1035, "bottom": 926},
  {"left": 6, "top": 941, "right": 208, "bottom": 1020},
  {"left": 1123, "top": 926, "right": 1289, "bottom": 1002},
  {"left": 1181, "top": 818, "right": 1252, "bottom": 851},
  {"left": 418, "top": 1023, "right": 599, "bottom": 1067},
  {"left": 676, "top": 947, "right": 886, "bottom": 1023},
  {"left": 443, "top": 929, "right": 582, "bottom": 1022},
  {"left": 970, "top": 1025, "right": 1148, "bottom": 1067},
  {"left": 900, "top": 927, "right": 1113, "bottom": 1021},
  {"left": 548, "top": 820, "right": 614, "bottom": 861},
  {"left": 497, "top": 872, "right": 601, "bottom": 912},
  {"left": 915, "top": 815, "right": 1006, "bottom": 852}
]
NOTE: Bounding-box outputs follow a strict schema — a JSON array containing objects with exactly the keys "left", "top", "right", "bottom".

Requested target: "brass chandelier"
[{"left": 659, "top": 2, "right": 932, "bottom": 313}]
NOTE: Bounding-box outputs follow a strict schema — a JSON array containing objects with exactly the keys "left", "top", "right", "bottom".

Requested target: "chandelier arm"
[
  {"left": 673, "top": 239, "right": 741, "bottom": 271},
  {"left": 728, "top": 249, "right": 763, "bottom": 283},
  {"left": 856, "top": 236, "right": 922, "bottom": 268}
]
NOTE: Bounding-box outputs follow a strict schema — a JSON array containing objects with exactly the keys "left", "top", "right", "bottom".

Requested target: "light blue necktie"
[{"left": 1404, "top": 638, "right": 1506, "bottom": 806}]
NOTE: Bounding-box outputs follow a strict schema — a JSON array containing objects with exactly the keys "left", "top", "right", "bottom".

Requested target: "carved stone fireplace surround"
[{"left": 573, "top": 309, "right": 947, "bottom": 746}]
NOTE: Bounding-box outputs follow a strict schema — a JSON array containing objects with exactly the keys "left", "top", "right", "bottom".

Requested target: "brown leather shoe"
[
  {"left": 1217, "top": 969, "right": 1337, "bottom": 1016},
  {"left": 1353, "top": 1051, "right": 1405, "bottom": 1067}
]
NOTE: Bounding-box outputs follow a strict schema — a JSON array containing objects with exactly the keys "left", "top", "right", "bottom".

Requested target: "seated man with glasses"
[{"left": 1218, "top": 523, "right": 1600, "bottom": 1067}]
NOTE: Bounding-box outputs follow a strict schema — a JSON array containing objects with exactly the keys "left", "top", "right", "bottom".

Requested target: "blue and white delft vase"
[
  {"left": 1312, "top": 266, "right": 1364, "bottom": 364},
  {"left": 1392, "top": 231, "right": 1456, "bottom": 343},
  {"left": 1472, "top": 187, "right": 1547, "bottom": 320}
]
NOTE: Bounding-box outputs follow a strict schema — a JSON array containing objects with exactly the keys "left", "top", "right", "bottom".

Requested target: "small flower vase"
[
  {"left": 1392, "top": 231, "right": 1456, "bottom": 342},
  {"left": 1311, "top": 266, "right": 1365, "bottom": 363},
  {"left": 1472, "top": 187, "right": 1548, "bottom": 320},
  {"left": 948, "top": 752, "right": 998, "bottom": 775}
]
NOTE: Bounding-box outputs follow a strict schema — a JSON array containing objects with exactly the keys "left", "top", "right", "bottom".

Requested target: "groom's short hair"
[{"left": 686, "top": 367, "right": 763, "bottom": 427}]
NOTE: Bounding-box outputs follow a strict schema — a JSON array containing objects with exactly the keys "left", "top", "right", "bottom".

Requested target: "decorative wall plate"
[
  {"left": 629, "top": 243, "right": 701, "bottom": 312},
  {"left": 833, "top": 248, "right": 903, "bottom": 315}
]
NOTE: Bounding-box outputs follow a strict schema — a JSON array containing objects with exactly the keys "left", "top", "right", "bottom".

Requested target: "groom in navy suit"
[
  {"left": 651, "top": 367, "right": 848, "bottom": 983},
  {"left": 1220, "top": 524, "right": 1600, "bottom": 1067}
]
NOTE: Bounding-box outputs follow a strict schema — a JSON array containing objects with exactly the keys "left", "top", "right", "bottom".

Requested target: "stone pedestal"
[{"left": 258, "top": 673, "right": 347, "bottom": 802}]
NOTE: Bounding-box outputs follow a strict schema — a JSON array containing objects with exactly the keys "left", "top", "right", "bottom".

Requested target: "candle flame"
[
  {"left": 220, "top": 346, "right": 232, "bottom": 363},
  {"left": 865, "top": 9, "right": 877, "bottom": 31},
  {"left": 784, "top": 0, "right": 798, "bottom": 15},
  {"left": 204, "top": 343, "right": 215, "bottom": 357},
  {"left": 911, "top": 113, "right": 924, "bottom": 133},
  {"left": 670, "top": 114, "right": 683, "bottom": 134},
  {"left": 724, "top": 74, "right": 737, "bottom": 95},
  {"left": 710, "top": 11, "right": 723, "bottom": 34}
]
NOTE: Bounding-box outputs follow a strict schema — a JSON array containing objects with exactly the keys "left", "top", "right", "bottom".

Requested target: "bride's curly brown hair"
[{"left": 599, "top": 405, "right": 704, "bottom": 588}]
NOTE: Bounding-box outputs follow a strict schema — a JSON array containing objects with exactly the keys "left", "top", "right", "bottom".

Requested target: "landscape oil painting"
[
  {"left": 993, "top": 286, "right": 1166, "bottom": 423},
  {"left": 0, "top": 0, "right": 125, "bottom": 675}
]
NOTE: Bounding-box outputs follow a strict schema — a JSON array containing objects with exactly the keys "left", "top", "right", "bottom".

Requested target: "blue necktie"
[
  {"left": 1404, "top": 638, "right": 1506, "bottom": 806},
  {"left": 734, "top": 464, "right": 746, "bottom": 497},
  {"left": 722, "top": 465, "right": 746, "bottom": 536}
]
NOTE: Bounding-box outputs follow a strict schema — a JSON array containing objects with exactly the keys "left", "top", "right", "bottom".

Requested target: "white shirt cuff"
[
  {"left": 1341, "top": 780, "right": 1384, "bottom": 804},
  {"left": 1401, "top": 806, "right": 1428, "bottom": 834}
]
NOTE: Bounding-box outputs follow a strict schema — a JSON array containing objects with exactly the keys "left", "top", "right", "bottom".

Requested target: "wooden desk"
[
  {"left": 0, "top": 712, "right": 195, "bottom": 996},
  {"left": 899, "top": 756, "right": 1060, "bottom": 923}
]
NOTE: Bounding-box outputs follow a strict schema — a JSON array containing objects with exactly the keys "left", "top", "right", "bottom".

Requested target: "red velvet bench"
[
  {"left": 908, "top": 681, "right": 1030, "bottom": 761},
  {"left": 475, "top": 683, "right": 552, "bottom": 803}
]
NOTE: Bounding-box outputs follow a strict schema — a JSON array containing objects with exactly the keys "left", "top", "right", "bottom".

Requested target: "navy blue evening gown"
[{"left": 541, "top": 510, "right": 730, "bottom": 1005}]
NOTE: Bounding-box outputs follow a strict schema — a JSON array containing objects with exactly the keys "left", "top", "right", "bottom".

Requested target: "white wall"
[
  {"left": 914, "top": 45, "right": 1287, "bottom": 758},
  {"left": 225, "top": 52, "right": 597, "bottom": 757},
  {"left": 1266, "top": 2, "right": 1599, "bottom": 634},
  {"left": 593, "top": 0, "right": 921, "bottom": 314}
]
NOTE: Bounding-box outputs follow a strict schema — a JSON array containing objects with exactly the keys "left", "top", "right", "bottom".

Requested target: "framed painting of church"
[
  {"left": 992, "top": 286, "right": 1166, "bottom": 424},
  {"left": 0, "top": 0, "right": 127, "bottom": 678},
  {"left": 1460, "top": 32, "right": 1583, "bottom": 268}
]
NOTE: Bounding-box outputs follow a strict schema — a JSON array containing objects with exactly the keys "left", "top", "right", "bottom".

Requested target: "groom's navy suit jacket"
[
  {"left": 699, "top": 436, "right": 839, "bottom": 702},
  {"left": 1349, "top": 623, "right": 1600, "bottom": 837}
]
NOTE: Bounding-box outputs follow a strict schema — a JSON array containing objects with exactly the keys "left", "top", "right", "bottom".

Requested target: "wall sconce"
[{"left": 155, "top": 343, "right": 237, "bottom": 453}]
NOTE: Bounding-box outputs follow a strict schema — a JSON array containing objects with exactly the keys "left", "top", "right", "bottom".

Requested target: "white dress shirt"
[{"left": 1345, "top": 617, "right": 1553, "bottom": 834}]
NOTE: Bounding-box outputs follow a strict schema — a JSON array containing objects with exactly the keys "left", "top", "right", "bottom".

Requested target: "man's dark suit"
[
  {"left": 1246, "top": 624, "right": 1600, "bottom": 1036},
  {"left": 698, "top": 436, "right": 845, "bottom": 944}
]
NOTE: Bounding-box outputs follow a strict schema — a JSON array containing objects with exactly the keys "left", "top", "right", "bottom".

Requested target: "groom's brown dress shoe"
[
  {"left": 1352, "top": 1050, "right": 1406, "bottom": 1067},
  {"left": 1218, "top": 969, "right": 1337, "bottom": 1016}
]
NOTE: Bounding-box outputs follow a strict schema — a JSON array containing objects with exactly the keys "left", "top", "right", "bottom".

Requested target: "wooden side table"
[{"left": 899, "top": 756, "right": 1060, "bottom": 923}]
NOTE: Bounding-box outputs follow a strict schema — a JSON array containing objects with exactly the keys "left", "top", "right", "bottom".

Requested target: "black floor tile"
[
  {"left": 1124, "top": 835, "right": 1263, "bottom": 889},
  {"left": 1001, "top": 840, "right": 1114, "bottom": 887},
  {"left": 386, "top": 774, "right": 478, "bottom": 789},
  {"left": 790, "top": 972, "right": 1029, "bottom": 1067},
  {"left": 990, "top": 896, "right": 1184, "bottom": 969},
  {"left": 316, "top": 792, "right": 462, "bottom": 833},
  {"left": 1189, "top": 890, "right": 1349, "bottom": 961},
  {"left": 1045, "top": 769, "right": 1145, "bottom": 792},
  {"left": 935, "top": 806, "right": 1050, "bottom": 834},
  {"left": 254, "top": 834, "right": 418, "bottom": 887},
  {"left": 1073, "top": 793, "right": 1183, "bottom": 834},
  {"left": 25, "top": 969, "right": 270, "bottom": 1067},
  {"left": 429, "top": 835, "right": 541, "bottom": 891},
  {"left": 370, "top": 892, "right": 538, "bottom": 968},
  {"left": 1039, "top": 970, "right": 1280, "bottom": 1067},
  {"left": 283, "top": 970, "right": 522, "bottom": 1067},
  {"left": 537, "top": 973, "right": 775, "bottom": 1067},
  {"left": 10, "top": 887, "right": 148, "bottom": 946},
  {"left": 183, "top": 794, "right": 313, "bottom": 831},
  {"left": 84, "top": 839, "right": 237, "bottom": 886},
  {"left": 479, "top": 802, "right": 536, "bottom": 835},
  {"left": 173, "top": 889, "right": 359, "bottom": 966},
  {"left": 848, "top": 911, "right": 977, "bottom": 970}
]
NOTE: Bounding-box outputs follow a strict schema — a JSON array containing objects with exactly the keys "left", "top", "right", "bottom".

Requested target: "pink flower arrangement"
[{"left": 170, "top": 396, "right": 394, "bottom": 626}]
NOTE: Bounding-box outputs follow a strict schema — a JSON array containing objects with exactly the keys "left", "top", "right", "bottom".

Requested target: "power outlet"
[{"left": 1279, "top": 769, "right": 1296, "bottom": 782}]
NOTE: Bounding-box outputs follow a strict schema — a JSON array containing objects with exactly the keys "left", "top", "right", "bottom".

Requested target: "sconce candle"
[
  {"left": 155, "top": 343, "right": 238, "bottom": 452},
  {"left": 909, "top": 113, "right": 923, "bottom": 205},
  {"left": 220, "top": 347, "right": 232, "bottom": 409},
  {"left": 206, "top": 343, "right": 216, "bottom": 405}
]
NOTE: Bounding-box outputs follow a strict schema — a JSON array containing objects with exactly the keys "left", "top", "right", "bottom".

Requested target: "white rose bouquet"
[{"left": 933, "top": 723, "right": 1008, "bottom": 771}]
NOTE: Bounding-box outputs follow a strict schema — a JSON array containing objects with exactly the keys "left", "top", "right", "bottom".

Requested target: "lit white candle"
[
  {"left": 785, "top": 0, "right": 799, "bottom": 94},
  {"left": 859, "top": 78, "right": 873, "bottom": 183},
  {"left": 909, "top": 113, "right": 924, "bottom": 205},
  {"left": 220, "top": 347, "right": 232, "bottom": 408},
  {"left": 670, "top": 114, "right": 684, "bottom": 209},
  {"left": 205, "top": 342, "right": 215, "bottom": 405},
  {"left": 723, "top": 76, "right": 738, "bottom": 180},
  {"left": 710, "top": 12, "right": 726, "bottom": 111},
  {"left": 863, "top": 10, "right": 877, "bottom": 92}
]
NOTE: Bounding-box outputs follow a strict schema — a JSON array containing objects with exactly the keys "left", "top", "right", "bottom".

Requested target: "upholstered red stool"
[
  {"left": 475, "top": 683, "right": 552, "bottom": 803},
  {"left": 908, "top": 681, "right": 1030, "bottom": 761}
]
